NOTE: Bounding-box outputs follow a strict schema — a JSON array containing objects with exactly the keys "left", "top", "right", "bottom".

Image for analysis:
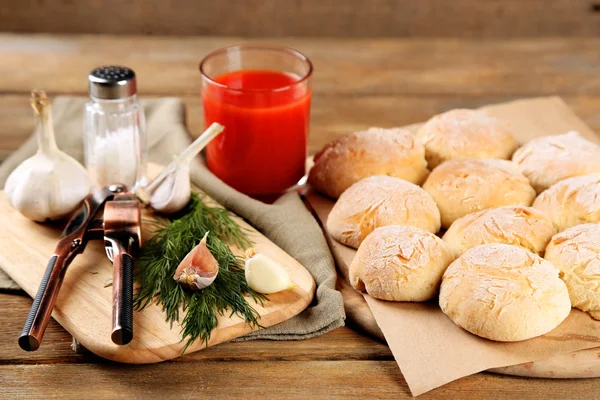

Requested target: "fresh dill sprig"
[{"left": 134, "top": 192, "right": 267, "bottom": 350}]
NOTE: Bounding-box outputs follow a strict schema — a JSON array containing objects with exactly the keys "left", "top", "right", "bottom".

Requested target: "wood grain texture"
[
  {"left": 0, "top": 294, "right": 391, "bottom": 364},
  {"left": 3, "top": 93, "right": 600, "bottom": 162},
  {"left": 2, "top": 35, "right": 600, "bottom": 96},
  {"left": 1, "top": 0, "right": 600, "bottom": 38},
  {"left": 0, "top": 179, "right": 315, "bottom": 363},
  {"left": 3, "top": 361, "right": 600, "bottom": 400}
]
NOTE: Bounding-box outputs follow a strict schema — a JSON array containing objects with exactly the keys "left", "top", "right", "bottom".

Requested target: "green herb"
[{"left": 134, "top": 192, "right": 267, "bottom": 350}]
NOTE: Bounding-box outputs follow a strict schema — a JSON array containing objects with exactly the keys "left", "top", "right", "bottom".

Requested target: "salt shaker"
[{"left": 84, "top": 66, "right": 147, "bottom": 189}]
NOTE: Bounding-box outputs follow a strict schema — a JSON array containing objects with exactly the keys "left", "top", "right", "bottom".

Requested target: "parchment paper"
[{"left": 308, "top": 97, "right": 600, "bottom": 396}]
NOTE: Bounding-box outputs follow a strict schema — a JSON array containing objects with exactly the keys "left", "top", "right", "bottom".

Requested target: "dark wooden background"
[{"left": 1, "top": 0, "right": 599, "bottom": 37}]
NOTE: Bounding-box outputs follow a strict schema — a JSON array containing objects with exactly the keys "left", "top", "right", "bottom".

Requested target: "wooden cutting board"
[
  {"left": 0, "top": 177, "right": 315, "bottom": 364},
  {"left": 304, "top": 96, "right": 600, "bottom": 380}
]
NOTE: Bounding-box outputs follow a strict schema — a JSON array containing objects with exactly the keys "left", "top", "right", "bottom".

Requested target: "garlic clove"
[
  {"left": 143, "top": 123, "right": 223, "bottom": 214},
  {"left": 173, "top": 232, "right": 219, "bottom": 290},
  {"left": 244, "top": 249, "right": 296, "bottom": 294},
  {"left": 5, "top": 91, "right": 91, "bottom": 222},
  {"left": 149, "top": 164, "right": 191, "bottom": 214}
]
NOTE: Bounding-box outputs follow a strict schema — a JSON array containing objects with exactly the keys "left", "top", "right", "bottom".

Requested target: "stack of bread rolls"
[{"left": 310, "top": 108, "right": 600, "bottom": 342}]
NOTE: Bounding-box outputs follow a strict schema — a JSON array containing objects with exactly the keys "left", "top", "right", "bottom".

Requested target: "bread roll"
[
  {"left": 439, "top": 244, "right": 571, "bottom": 342},
  {"left": 308, "top": 127, "right": 429, "bottom": 199},
  {"left": 416, "top": 109, "right": 517, "bottom": 169},
  {"left": 545, "top": 224, "right": 600, "bottom": 320},
  {"left": 512, "top": 131, "right": 600, "bottom": 193},
  {"left": 327, "top": 176, "right": 440, "bottom": 249},
  {"left": 350, "top": 225, "right": 454, "bottom": 301},
  {"left": 532, "top": 174, "right": 600, "bottom": 232},
  {"left": 422, "top": 159, "right": 536, "bottom": 229},
  {"left": 442, "top": 206, "right": 556, "bottom": 258}
]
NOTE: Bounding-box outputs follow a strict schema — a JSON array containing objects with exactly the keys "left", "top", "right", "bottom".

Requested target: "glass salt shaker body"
[{"left": 84, "top": 66, "right": 147, "bottom": 190}]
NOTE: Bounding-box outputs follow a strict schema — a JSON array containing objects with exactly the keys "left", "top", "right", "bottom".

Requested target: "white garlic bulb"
[
  {"left": 245, "top": 249, "right": 296, "bottom": 294},
  {"left": 5, "top": 91, "right": 91, "bottom": 222},
  {"left": 144, "top": 123, "right": 224, "bottom": 214}
]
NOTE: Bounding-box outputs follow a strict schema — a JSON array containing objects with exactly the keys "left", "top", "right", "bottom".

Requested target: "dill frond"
[{"left": 134, "top": 192, "right": 267, "bottom": 350}]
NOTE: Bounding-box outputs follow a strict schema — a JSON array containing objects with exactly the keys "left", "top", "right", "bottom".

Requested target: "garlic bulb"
[
  {"left": 143, "top": 123, "right": 224, "bottom": 214},
  {"left": 245, "top": 249, "right": 296, "bottom": 294},
  {"left": 173, "top": 232, "right": 219, "bottom": 290},
  {"left": 5, "top": 90, "right": 91, "bottom": 221}
]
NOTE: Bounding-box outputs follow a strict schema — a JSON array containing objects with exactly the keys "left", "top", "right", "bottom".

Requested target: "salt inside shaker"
[{"left": 84, "top": 66, "right": 147, "bottom": 189}]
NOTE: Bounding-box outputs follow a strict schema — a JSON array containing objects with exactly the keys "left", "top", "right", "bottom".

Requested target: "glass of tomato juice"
[{"left": 200, "top": 45, "right": 313, "bottom": 198}]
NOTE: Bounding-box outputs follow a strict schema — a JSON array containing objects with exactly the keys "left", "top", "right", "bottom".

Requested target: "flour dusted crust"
[
  {"left": 439, "top": 244, "right": 571, "bottom": 342},
  {"left": 442, "top": 206, "right": 556, "bottom": 258},
  {"left": 308, "top": 127, "right": 429, "bottom": 199},
  {"left": 533, "top": 174, "right": 600, "bottom": 232},
  {"left": 422, "top": 159, "right": 536, "bottom": 229},
  {"left": 350, "top": 225, "right": 454, "bottom": 301},
  {"left": 326, "top": 175, "right": 441, "bottom": 249},
  {"left": 512, "top": 131, "right": 600, "bottom": 193},
  {"left": 415, "top": 109, "right": 517, "bottom": 169},
  {"left": 545, "top": 224, "right": 600, "bottom": 320}
]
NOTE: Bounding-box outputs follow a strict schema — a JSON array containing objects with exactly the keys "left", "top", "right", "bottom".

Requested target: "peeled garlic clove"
[
  {"left": 5, "top": 90, "right": 91, "bottom": 221},
  {"left": 245, "top": 249, "right": 295, "bottom": 294},
  {"left": 149, "top": 164, "right": 191, "bottom": 214},
  {"left": 173, "top": 232, "right": 219, "bottom": 290}
]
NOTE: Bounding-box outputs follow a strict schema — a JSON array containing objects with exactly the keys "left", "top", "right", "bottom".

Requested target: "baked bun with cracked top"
[
  {"left": 442, "top": 206, "right": 556, "bottom": 258},
  {"left": 327, "top": 175, "right": 440, "bottom": 249},
  {"left": 350, "top": 225, "right": 454, "bottom": 301},
  {"left": 533, "top": 174, "right": 600, "bottom": 232},
  {"left": 308, "top": 127, "right": 429, "bottom": 199},
  {"left": 512, "top": 131, "right": 600, "bottom": 193},
  {"left": 439, "top": 244, "right": 571, "bottom": 342},
  {"left": 422, "top": 158, "right": 536, "bottom": 229},
  {"left": 545, "top": 224, "right": 600, "bottom": 320},
  {"left": 416, "top": 109, "right": 517, "bottom": 169}
]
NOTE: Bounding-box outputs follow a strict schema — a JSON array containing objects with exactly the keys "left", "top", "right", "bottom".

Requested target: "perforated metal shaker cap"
[{"left": 88, "top": 66, "right": 137, "bottom": 99}]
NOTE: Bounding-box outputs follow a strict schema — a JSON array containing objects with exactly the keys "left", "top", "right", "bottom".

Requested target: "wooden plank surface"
[
  {"left": 2, "top": 33, "right": 600, "bottom": 398},
  {"left": 1, "top": 0, "right": 599, "bottom": 38},
  {"left": 3, "top": 93, "right": 600, "bottom": 161},
  {"left": 2, "top": 294, "right": 599, "bottom": 400},
  {"left": 2, "top": 35, "right": 600, "bottom": 96}
]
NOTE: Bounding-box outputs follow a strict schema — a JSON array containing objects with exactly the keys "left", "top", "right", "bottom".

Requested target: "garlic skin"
[
  {"left": 5, "top": 91, "right": 91, "bottom": 222},
  {"left": 149, "top": 164, "right": 191, "bottom": 214},
  {"left": 144, "top": 123, "right": 224, "bottom": 214},
  {"left": 245, "top": 249, "right": 296, "bottom": 294},
  {"left": 173, "top": 232, "right": 219, "bottom": 290}
]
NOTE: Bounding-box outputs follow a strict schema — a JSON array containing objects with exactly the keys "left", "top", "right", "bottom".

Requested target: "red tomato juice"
[{"left": 203, "top": 69, "right": 311, "bottom": 197}]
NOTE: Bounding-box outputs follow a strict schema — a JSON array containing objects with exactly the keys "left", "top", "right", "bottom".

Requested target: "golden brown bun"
[
  {"left": 532, "top": 174, "right": 600, "bottom": 232},
  {"left": 545, "top": 224, "right": 600, "bottom": 320},
  {"left": 439, "top": 244, "right": 571, "bottom": 342},
  {"left": 327, "top": 175, "right": 440, "bottom": 249},
  {"left": 422, "top": 159, "right": 536, "bottom": 229},
  {"left": 442, "top": 206, "right": 556, "bottom": 258},
  {"left": 308, "top": 127, "right": 429, "bottom": 199},
  {"left": 416, "top": 109, "right": 517, "bottom": 169},
  {"left": 350, "top": 225, "right": 454, "bottom": 301},
  {"left": 512, "top": 131, "right": 600, "bottom": 193}
]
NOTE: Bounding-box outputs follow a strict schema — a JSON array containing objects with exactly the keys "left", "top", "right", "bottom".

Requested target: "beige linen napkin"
[{"left": 0, "top": 96, "right": 345, "bottom": 340}]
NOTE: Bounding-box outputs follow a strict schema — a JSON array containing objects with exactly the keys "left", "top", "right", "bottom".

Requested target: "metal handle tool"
[
  {"left": 103, "top": 193, "right": 141, "bottom": 345},
  {"left": 18, "top": 184, "right": 141, "bottom": 351},
  {"left": 19, "top": 186, "right": 120, "bottom": 351}
]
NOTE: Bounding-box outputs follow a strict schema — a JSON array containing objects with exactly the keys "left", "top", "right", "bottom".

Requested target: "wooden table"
[{"left": 1, "top": 34, "right": 600, "bottom": 399}]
